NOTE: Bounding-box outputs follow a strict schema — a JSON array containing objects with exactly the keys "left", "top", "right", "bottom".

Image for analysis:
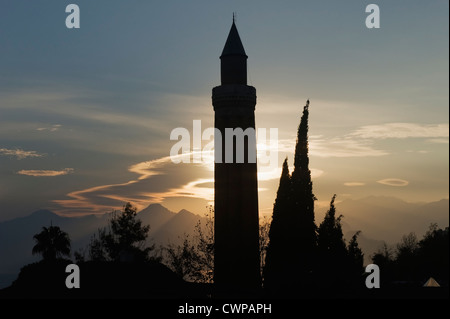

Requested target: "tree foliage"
[
  {"left": 317, "top": 194, "right": 346, "bottom": 257},
  {"left": 316, "top": 195, "right": 364, "bottom": 288},
  {"left": 164, "top": 206, "right": 271, "bottom": 284},
  {"left": 291, "top": 102, "right": 317, "bottom": 262},
  {"left": 32, "top": 225, "right": 71, "bottom": 261},
  {"left": 164, "top": 206, "right": 214, "bottom": 283},
  {"left": 259, "top": 215, "right": 271, "bottom": 279},
  {"left": 263, "top": 158, "right": 292, "bottom": 286},
  {"left": 371, "top": 224, "right": 449, "bottom": 286},
  {"left": 264, "top": 101, "right": 318, "bottom": 288},
  {"left": 347, "top": 231, "right": 364, "bottom": 276},
  {"left": 86, "top": 202, "right": 157, "bottom": 262}
]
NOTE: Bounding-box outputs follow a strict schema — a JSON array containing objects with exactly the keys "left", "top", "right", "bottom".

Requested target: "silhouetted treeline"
[
  {"left": 1, "top": 203, "right": 206, "bottom": 298},
  {"left": 162, "top": 206, "right": 272, "bottom": 284},
  {"left": 1, "top": 198, "right": 447, "bottom": 299},
  {"left": 371, "top": 224, "right": 449, "bottom": 287}
]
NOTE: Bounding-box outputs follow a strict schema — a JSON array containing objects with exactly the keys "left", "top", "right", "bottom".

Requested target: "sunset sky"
[{"left": 0, "top": 1, "right": 448, "bottom": 222}]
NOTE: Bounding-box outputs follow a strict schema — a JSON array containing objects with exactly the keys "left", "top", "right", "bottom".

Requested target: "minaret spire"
[{"left": 220, "top": 19, "right": 248, "bottom": 85}]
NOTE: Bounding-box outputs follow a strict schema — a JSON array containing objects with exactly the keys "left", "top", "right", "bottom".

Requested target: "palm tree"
[{"left": 32, "top": 225, "right": 71, "bottom": 261}]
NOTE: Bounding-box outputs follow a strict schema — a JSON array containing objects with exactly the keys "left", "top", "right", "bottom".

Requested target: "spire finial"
[{"left": 233, "top": 12, "right": 236, "bottom": 24}]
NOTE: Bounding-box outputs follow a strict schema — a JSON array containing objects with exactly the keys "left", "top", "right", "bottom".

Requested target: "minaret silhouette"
[{"left": 212, "top": 19, "right": 261, "bottom": 289}]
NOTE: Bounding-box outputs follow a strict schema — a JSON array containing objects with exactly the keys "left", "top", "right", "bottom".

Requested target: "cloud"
[
  {"left": 306, "top": 123, "right": 448, "bottom": 158},
  {"left": 17, "top": 168, "right": 74, "bottom": 177},
  {"left": 344, "top": 182, "right": 366, "bottom": 187},
  {"left": 128, "top": 155, "right": 175, "bottom": 180},
  {"left": 53, "top": 153, "right": 211, "bottom": 215},
  {"left": 257, "top": 164, "right": 324, "bottom": 182},
  {"left": 53, "top": 146, "right": 312, "bottom": 215},
  {"left": 0, "top": 89, "right": 198, "bottom": 134},
  {"left": 36, "top": 124, "right": 62, "bottom": 132},
  {"left": 350, "top": 123, "right": 449, "bottom": 139},
  {"left": 377, "top": 178, "right": 409, "bottom": 187},
  {"left": 0, "top": 148, "right": 44, "bottom": 160},
  {"left": 427, "top": 138, "right": 449, "bottom": 144},
  {"left": 168, "top": 178, "right": 214, "bottom": 202},
  {"left": 309, "top": 138, "right": 388, "bottom": 158},
  {"left": 50, "top": 122, "right": 444, "bottom": 215}
]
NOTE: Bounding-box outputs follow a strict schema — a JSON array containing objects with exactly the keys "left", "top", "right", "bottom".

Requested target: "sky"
[{"left": 0, "top": 0, "right": 448, "bottom": 222}]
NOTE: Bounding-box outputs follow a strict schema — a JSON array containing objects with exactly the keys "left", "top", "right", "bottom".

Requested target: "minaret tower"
[{"left": 212, "top": 18, "right": 261, "bottom": 289}]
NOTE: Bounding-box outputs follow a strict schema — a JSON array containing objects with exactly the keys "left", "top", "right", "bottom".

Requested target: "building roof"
[{"left": 220, "top": 21, "right": 247, "bottom": 58}]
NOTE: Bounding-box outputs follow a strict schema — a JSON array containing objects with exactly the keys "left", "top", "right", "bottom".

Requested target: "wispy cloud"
[
  {"left": 17, "top": 168, "right": 74, "bottom": 177},
  {"left": 307, "top": 122, "right": 448, "bottom": 158},
  {"left": 53, "top": 154, "right": 207, "bottom": 215},
  {"left": 53, "top": 145, "right": 327, "bottom": 216},
  {"left": 350, "top": 123, "right": 449, "bottom": 139},
  {"left": 167, "top": 178, "right": 214, "bottom": 202},
  {"left": 344, "top": 182, "right": 366, "bottom": 187},
  {"left": 0, "top": 148, "right": 44, "bottom": 160},
  {"left": 427, "top": 138, "right": 449, "bottom": 144},
  {"left": 377, "top": 178, "right": 409, "bottom": 187},
  {"left": 277, "top": 136, "right": 387, "bottom": 159},
  {"left": 0, "top": 89, "right": 199, "bottom": 133},
  {"left": 309, "top": 137, "right": 388, "bottom": 158},
  {"left": 49, "top": 121, "right": 445, "bottom": 215},
  {"left": 36, "top": 124, "right": 62, "bottom": 132}
]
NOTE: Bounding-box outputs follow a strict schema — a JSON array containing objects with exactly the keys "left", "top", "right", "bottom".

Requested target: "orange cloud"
[
  {"left": 344, "top": 182, "right": 366, "bottom": 187},
  {"left": 17, "top": 168, "right": 74, "bottom": 177},
  {"left": 377, "top": 178, "right": 409, "bottom": 187},
  {"left": 52, "top": 153, "right": 211, "bottom": 216},
  {"left": 0, "top": 148, "right": 44, "bottom": 160}
]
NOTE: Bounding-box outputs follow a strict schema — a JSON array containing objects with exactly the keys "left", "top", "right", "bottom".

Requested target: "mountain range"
[
  {"left": 0, "top": 196, "right": 448, "bottom": 288},
  {"left": 334, "top": 196, "right": 449, "bottom": 243}
]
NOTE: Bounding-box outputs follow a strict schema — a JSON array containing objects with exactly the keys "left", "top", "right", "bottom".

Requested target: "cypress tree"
[
  {"left": 264, "top": 100, "right": 318, "bottom": 289},
  {"left": 317, "top": 195, "right": 349, "bottom": 288},
  {"left": 290, "top": 101, "right": 317, "bottom": 277},
  {"left": 317, "top": 195, "right": 347, "bottom": 257},
  {"left": 263, "top": 158, "right": 291, "bottom": 287},
  {"left": 347, "top": 231, "right": 364, "bottom": 286}
]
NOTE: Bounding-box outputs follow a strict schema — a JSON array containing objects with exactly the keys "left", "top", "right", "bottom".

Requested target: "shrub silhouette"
[{"left": 32, "top": 225, "right": 71, "bottom": 261}]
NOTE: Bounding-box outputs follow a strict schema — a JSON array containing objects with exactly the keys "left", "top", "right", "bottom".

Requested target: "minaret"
[{"left": 212, "top": 18, "right": 261, "bottom": 289}]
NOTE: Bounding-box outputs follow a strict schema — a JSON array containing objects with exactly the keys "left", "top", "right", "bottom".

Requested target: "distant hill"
[
  {"left": 0, "top": 204, "right": 203, "bottom": 288},
  {"left": 138, "top": 204, "right": 202, "bottom": 245},
  {"left": 0, "top": 209, "right": 109, "bottom": 276},
  {"left": 335, "top": 196, "right": 449, "bottom": 243},
  {"left": 316, "top": 196, "right": 449, "bottom": 265}
]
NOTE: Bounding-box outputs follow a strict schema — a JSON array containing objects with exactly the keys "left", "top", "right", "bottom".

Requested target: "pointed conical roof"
[
  {"left": 423, "top": 277, "right": 440, "bottom": 287},
  {"left": 221, "top": 21, "right": 247, "bottom": 57}
]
